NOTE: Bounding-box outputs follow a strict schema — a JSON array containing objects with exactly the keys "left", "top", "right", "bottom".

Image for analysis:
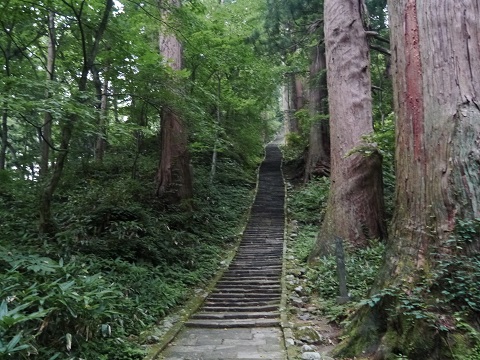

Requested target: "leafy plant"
[
  {"left": 0, "top": 251, "right": 127, "bottom": 358},
  {"left": 288, "top": 177, "right": 330, "bottom": 225}
]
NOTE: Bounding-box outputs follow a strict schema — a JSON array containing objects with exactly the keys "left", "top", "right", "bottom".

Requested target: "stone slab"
[{"left": 159, "top": 327, "right": 286, "bottom": 360}]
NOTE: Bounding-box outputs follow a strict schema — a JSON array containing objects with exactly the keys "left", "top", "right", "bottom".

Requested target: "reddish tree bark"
[
  {"left": 310, "top": 0, "right": 386, "bottom": 258},
  {"left": 155, "top": 0, "right": 193, "bottom": 203},
  {"left": 304, "top": 43, "right": 330, "bottom": 181},
  {"left": 336, "top": 1, "right": 480, "bottom": 358},
  {"left": 155, "top": 108, "right": 193, "bottom": 201}
]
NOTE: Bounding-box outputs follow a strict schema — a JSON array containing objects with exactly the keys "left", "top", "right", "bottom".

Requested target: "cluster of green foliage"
[
  {"left": 307, "top": 241, "right": 385, "bottom": 324},
  {"left": 1, "top": 149, "right": 257, "bottom": 358},
  {"left": 287, "top": 176, "right": 330, "bottom": 225},
  {"left": 356, "top": 219, "right": 480, "bottom": 359},
  {"left": 286, "top": 177, "right": 386, "bottom": 323},
  {"left": 0, "top": 0, "right": 283, "bottom": 356}
]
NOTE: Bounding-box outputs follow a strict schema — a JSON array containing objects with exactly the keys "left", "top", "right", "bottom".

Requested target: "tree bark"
[
  {"left": 288, "top": 73, "right": 301, "bottom": 133},
  {"left": 155, "top": 0, "right": 193, "bottom": 203},
  {"left": 210, "top": 75, "right": 221, "bottom": 183},
  {"left": 92, "top": 66, "right": 109, "bottom": 162},
  {"left": 0, "top": 47, "right": 11, "bottom": 171},
  {"left": 336, "top": 1, "right": 480, "bottom": 358},
  {"left": 304, "top": 43, "right": 330, "bottom": 181},
  {"left": 155, "top": 107, "right": 193, "bottom": 201},
  {"left": 40, "top": 10, "right": 56, "bottom": 177},
  {"left": 0, "top": 108, "right": 7, "bottom": 170},
  {"left": 310, "top": 0, "right": 387, "bottom": 258}
]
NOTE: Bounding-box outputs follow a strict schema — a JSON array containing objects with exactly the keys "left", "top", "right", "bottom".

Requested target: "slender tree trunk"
[
  {"left": 0, "top": 53, "right": 11, "bottom": 171},
  {"left": 0, "top": 107, "right": 7, "bottom": 170},
  {"left": 92, "top": 66, "right": 109, "bottom": 162},
  {"left": 96, "top": 76, "right": 108, "bottom": 161},
  {"left": 155, "top": 0, "right": 193, "bottom": 203},
  {"left": 305, "top": 43, "right": 330, "bottom": 181},
  {"left": 336, "top": 1, "right": 480, "bottom": 358},
  {"left": 310, "top": 0, "right": 387, "bottom": 258},
  {"left": 210, "top": 75, "right": 221, "bottom": 183},
  {"left": 40, "top": 10, "right": 56, "bottom": 177},
  {"left": 39, "top": 0, "right": 113, "bottom": 233},
  {"left": 112, "top": 84, "right": 119, "bottom": 123}
]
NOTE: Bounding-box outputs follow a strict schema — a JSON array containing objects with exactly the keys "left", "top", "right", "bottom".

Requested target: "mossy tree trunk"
[
  {"left": 309, "top": 0, "right": 387, "bottom": 258},
  {"left": 336, "top": 1, "right": 480, "bottom": 358}
]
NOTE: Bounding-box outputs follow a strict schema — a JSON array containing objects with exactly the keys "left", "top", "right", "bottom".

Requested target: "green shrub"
[
  {"left": 288, "top": 177, "right": 330, "bottom": 225},
  {"left": 0, "top": 250, "right": 130, "bottom": 358},
  {"left": 306, "top": 240, "right": 385, "bottom": 322}
]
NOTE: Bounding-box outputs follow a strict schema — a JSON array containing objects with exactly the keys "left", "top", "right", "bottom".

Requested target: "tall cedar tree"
[
  {"left": 336, "top": 1, "right": 480, "bottom": 358},
  {"left": 304, "top": 42, "right": 330, "bottom": 180},
  {"left": 310, "top": 0, "right": 386, "bottom": 257},
  {"left": 155, "top": 0, "right": 193, "bottom": 203}
]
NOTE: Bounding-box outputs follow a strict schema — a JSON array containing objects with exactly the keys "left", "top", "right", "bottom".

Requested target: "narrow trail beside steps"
[{"left": 159, "top": 144, "right": 287, "bottom": 360}]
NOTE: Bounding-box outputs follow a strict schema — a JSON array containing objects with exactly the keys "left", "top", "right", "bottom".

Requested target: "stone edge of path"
[
  {"left": 143, "top": 254, "right": 233, "bottom": 360},
  {"left": 143, "top": 146, "right": 269, "bottom": 360},
  {"left": 279, "top": 147, "right": 296, "bottom": 360}
]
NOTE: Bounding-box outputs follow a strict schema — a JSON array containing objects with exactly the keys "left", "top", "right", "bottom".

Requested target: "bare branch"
[{"left": 370, "top": 44, "right": 391, "bottom": 56}]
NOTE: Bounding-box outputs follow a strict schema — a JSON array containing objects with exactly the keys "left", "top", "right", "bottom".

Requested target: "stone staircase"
[{"left": 186, "top": 144, "right": 285, "bottom": 328}]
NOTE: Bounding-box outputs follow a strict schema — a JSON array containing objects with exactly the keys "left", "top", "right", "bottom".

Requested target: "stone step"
[
  {"left": 205, "top": 300, "right": 279, "bottom": 307},
  {"left": 185, "top": 318, "right": 280, "bottom": 328},
  {"left": 191, "top": 312, "right": 279, "bottom": 320},
  {"left": 208, "top": 295, "right": 280, "bottom": 302},
  {"left": 213, "top": 289, "right": 281, "bottom": 295},
  {"left": 202, "top": 304, "right": 279, "bottom": 312},
  {"left": 216, "top": 283, "right": 280, "bottom": 289},
  {"left": 229, "top": 263, "right": 282, "bottom": 268},
  {"left": 221, "top": 277, "right": 280, "bottom": 283},
  {"left": 215, "top": 284, "right": 280, "bottom": 290}
]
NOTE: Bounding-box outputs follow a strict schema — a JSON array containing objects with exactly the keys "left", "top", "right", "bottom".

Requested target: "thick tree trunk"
[
  {"left": 294, "top": 75, "right": 304, "bottom": 111},
  {"left": 304, "top": 43, "right": 330, "bottom": 181},
  {"left": 288, "top": 73, "right": 301, "bottom": 133},
  {"left": 155, "top": 108, "right": 193, "bottom": 201},
  {"left": 155, "top": 0, "right": 193, "bottom": 203},
  {"left": 336, "top": 1, "right": 480, "bottom": 358},
  {"left": 310, "top": 0, "right": 386, "bottom": 258}
]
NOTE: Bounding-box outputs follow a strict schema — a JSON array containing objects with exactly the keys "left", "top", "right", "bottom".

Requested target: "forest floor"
[{"left": 282, "top": 165, "right": 342, "bottom": 360}]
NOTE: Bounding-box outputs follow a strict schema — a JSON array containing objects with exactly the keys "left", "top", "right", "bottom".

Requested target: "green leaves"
[{"left": 0, "top": 251, "right": 127, "bottom": 357}]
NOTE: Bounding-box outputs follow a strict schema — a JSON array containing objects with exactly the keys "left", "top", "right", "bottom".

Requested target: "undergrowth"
[
  {"left": 286, "top": 175, "right": 385, "bottom": 324},
  {"left": 355, "top": 219, "right": 480, "bottom": 359},
  {"left": 0, "top": 151, "right": 257, "bottom": 359}
]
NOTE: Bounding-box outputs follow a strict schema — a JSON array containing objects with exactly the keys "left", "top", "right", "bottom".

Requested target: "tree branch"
[
  {"left": 365, "top": 31, "right": 390, "bottom": 44},
  {"left": 370, "top": 44, "right": 391, "bottom": 56}
]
